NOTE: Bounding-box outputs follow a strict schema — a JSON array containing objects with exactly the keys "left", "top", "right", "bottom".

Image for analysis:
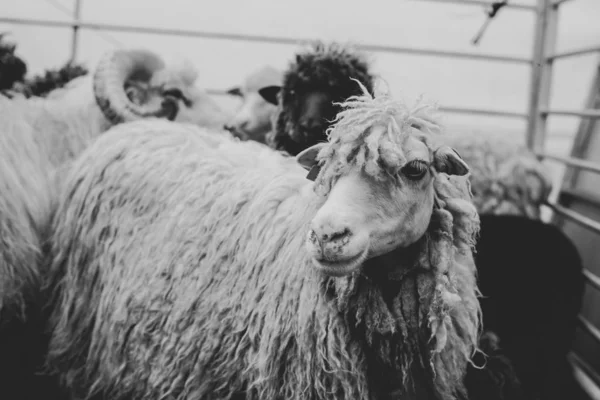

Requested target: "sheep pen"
[{"left": 44, "top": 80, "right": 484, "bottom": 400}]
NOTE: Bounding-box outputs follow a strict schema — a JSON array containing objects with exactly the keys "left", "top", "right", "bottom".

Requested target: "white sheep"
[
  {"left": 46, "top": 81, "right": 481, "bottom": 400},
  {"left": 223, "top": 65, "right": 283, "bottom": 143},
  {"left": 0, "top": 47, "right": 232, "bottom": 397}
]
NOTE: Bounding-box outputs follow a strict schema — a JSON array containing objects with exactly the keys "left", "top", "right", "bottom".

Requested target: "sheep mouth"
[{"left": 310, "top": 246, "right": 369, "bottom": 277}]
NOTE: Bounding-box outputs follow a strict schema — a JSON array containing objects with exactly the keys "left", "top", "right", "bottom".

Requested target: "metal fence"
[{"left": 2, "top": 0, "right": 600, "bottom": 397}]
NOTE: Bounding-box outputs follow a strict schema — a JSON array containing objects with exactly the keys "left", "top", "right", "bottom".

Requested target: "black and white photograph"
[{"left": 0, "top": 0, "right": 599, "bottom": 399}]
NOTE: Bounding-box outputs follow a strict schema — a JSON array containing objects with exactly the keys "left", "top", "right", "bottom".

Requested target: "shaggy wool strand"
[
  {"left": 0, "top": 93, "right": 106, "bottom": 317},
  {"left": 46, "top": 119, "right": 480, "bottom": 400}
]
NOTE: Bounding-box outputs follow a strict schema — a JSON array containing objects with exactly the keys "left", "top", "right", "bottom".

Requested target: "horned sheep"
[
  {"left": 46, "top": 81, "right": 482, "bottom": 400},
  {"left": 0, "top": 47, "right": 231, "bottom": 398}
]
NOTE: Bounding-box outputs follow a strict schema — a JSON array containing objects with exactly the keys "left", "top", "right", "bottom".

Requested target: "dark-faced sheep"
[
  {"left": 0, "top": 47, "right": 231, "bottom": 399},
  {"left": 223, "top": 65, "right": 283, "bottom": 143},
  {"left": 473, "top": 214, "right": 584, "bottom": 400},
  {"left": 0, "top": 33, "right": 27, "bottom": 91},
  {"left": 46, "top": 82, "right": 481, "bottom": 400},
  {"left": 259, "top": 41, "right": 375, "bottom": 156}
]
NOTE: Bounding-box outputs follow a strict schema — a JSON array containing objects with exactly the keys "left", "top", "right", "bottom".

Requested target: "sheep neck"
[{"left": 324, "top": 235, "right": 439, "bottom": 398}]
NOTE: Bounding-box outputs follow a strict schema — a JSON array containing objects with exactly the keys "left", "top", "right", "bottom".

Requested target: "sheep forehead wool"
[
  {"left": 312, "top": 79, "right": 445, "bottom": 195},
  {"left": 285, "top": 41, "right": 373, "bottom": 95},
  {"left": 243, "top": 65, "right": 282, "bottom": 92},
  {"left": 47, "top": 89, "right": 480, "bottom": 400}
]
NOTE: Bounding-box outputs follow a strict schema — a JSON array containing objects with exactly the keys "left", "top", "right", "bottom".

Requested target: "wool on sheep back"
[
  {"left": 442, "top": 133, "right": 552, "bottom": 220},
  {"left": 46, "top": 85, "right": 481, "bottom": 400},
  {"left": 0, "top": 93, "right": 108, "bottom": 399}
]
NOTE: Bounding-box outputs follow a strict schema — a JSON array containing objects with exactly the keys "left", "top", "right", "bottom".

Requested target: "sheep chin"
[{"left": 310, "top": 245, "right": 369, "bottom": 277}]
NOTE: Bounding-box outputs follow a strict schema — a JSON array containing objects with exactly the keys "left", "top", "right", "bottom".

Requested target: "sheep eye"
[
  {"left": 163, "top": 88, "right": 183, "bottom": 98},
  {"left": 401, "top": 160, "right": 428, "bottom": 180},
  {"left": 163, "top": 88, "right": 191, "bottom": 106}
]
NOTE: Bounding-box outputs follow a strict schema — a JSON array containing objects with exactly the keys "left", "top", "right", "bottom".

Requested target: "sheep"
[
  {"left": 225, "top": 45, "right": 549, "bottom": 219},
  {"left": 223, "top": 65, "right": 283, "bottom": 143},
  {"left": 0, "top": 46, "right": 232, "bottom": 312},
  {"left": 0, "top": 47, "right": 231, "bottom": 399},
  {"left": 45, "top": 81, "right": 482, "bottom": 400},
  {"left": 0, "top": 32, "right": 27, "bottom": 90},
  {"left": 3, "top": 61, "right": 88, "bottom": 99},
  {"left": 441, "top": 133, "right": 552, "bottom": 220},
  {"left": 259, "top": 41, "right": 376, "bottom": 156},
  {"left": 473, "top": 214, "right": 584, "bottom": 400}
]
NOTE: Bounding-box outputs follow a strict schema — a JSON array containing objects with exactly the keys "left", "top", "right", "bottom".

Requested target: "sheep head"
[
  {"left": 93, "top": 49, "right": 229, "bottom": 129},
  {"left": 261, "top": 41, "right": 375, "bottom": 156},
  {"left": 223, "top": 65, "right": 282, "bottom": 143},
  {"left": 296, "top": 80, "right": 474, "bottom": 277}
]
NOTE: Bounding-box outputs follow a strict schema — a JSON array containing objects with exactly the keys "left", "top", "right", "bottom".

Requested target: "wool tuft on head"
[{"left": 308, "top": 78, "right": 451, "bottom": 195}]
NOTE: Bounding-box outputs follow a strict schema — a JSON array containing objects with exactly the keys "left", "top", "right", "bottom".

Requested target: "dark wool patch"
[{"left": 268, "top": 41, "right": 376, "bottom": 156}]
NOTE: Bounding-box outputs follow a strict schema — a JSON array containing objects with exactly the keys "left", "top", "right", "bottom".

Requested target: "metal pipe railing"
[
  {"left": 536, "top": 152, "right": 600, "bottom": 174},
  {"left": 583, "top": 269, "right": 600, "bottom": 292},
  {"left": 0, "top": 17, "right": 533, "bottom": 65},
  {"left": 540, "top": 108, "right": 600, "bottom": 118},
  {"left": 578, "top": 315, "right": 600, "bottom": 347},
  {"left": 207, "top": 87, "right": 530, "bottom": 119},
  {"left": 548, "top": 45, "right": 600, "bottom": 61},
  {"left": 526, "top": 0, "right": 559, "bottom": 153},
  {"left": 553, "top": 0, "right": 575, "bottom": 6},
  {"left": 69, "top": 0, "right": 82, "bottom": 63},
  {"left": 568, "top": 352, "right": 600, "bottom": 398},
  {"left": 543, "top": 200, "right": 600, "bottom": 235},
  {"left": 413, "top": 0, "right": 536, "bottom": 10}
]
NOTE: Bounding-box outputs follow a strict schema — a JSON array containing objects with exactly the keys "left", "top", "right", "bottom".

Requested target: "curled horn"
[{"left": 93, "top": 49, "right": 179, "bottom": 124}]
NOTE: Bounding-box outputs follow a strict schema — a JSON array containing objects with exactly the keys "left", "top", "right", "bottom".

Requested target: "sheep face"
[
  {"left": 223, "top": 66, "right": 282, "bottom": 143},
  {"left": 300, "top": 133, "right": 431, "bottom": 276},
  {"left": 224, "top": 87, "right": 277, "bottom": 143},
  {"left": 292, "top": 90, "right": 336, "bottom": 144},
  {"left": 295, "top": 79, "right": 470, "bottom": 277},
  {"left": 260, "top": 85, "right": 338, "bottom": 152}
]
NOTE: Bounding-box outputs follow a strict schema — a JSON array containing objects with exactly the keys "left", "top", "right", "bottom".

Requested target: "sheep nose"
[
  {"left": 318, "top": 227, "right": 351, "bottom": 244},
  {"left": 309, "top": 223, "right": 353, "bottom": 260},
  {"left": 223, "top": 124, "right": 234, "bottom": 132}
]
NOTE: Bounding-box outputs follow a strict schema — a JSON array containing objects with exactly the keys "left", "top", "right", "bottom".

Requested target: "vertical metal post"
[
  {"left": 526, "top": 0, "right": 560, "bottom": 153},
  {"left": 69, "top": 0, "right": 82, "bottom": 63}
]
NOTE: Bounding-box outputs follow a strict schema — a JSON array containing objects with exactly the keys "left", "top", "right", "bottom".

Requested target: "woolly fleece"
[
  {"left": 0, "top": 93, "right": 108, "bottom": 317},
  {"left": 47, "top": 89, "right": 481, "bottom": 400}
]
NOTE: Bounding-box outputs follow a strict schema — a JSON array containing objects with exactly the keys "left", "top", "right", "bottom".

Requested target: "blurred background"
[{"left": 2, "top": 0, "right": 600, "bottom": 161}]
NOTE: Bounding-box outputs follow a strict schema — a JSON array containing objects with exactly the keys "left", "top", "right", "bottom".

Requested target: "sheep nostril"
[{"left": 321, "top": 228, "right": 351, "bottom": 244}]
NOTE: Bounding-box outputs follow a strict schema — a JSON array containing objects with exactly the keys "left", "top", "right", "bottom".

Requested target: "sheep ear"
[
  {"left": 226, "top": 87, "right": 242, "bottom": 97},
  {"left": 433, "top": 146, "right": 469, "bottom": 176},
  {"left": 296, "top": 142, "right": 327, "bottom": 171},
  {"left": 258, "top": 85, "right": 281, "bottom": 106}
]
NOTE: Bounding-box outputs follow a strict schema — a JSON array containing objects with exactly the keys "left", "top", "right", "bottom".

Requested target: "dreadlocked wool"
[
  {"left": 267, "top": 40, "right": 376, "bottom": 156},
  {"left": 45, "top": 82, "right": 481, "bottom": 400}
]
